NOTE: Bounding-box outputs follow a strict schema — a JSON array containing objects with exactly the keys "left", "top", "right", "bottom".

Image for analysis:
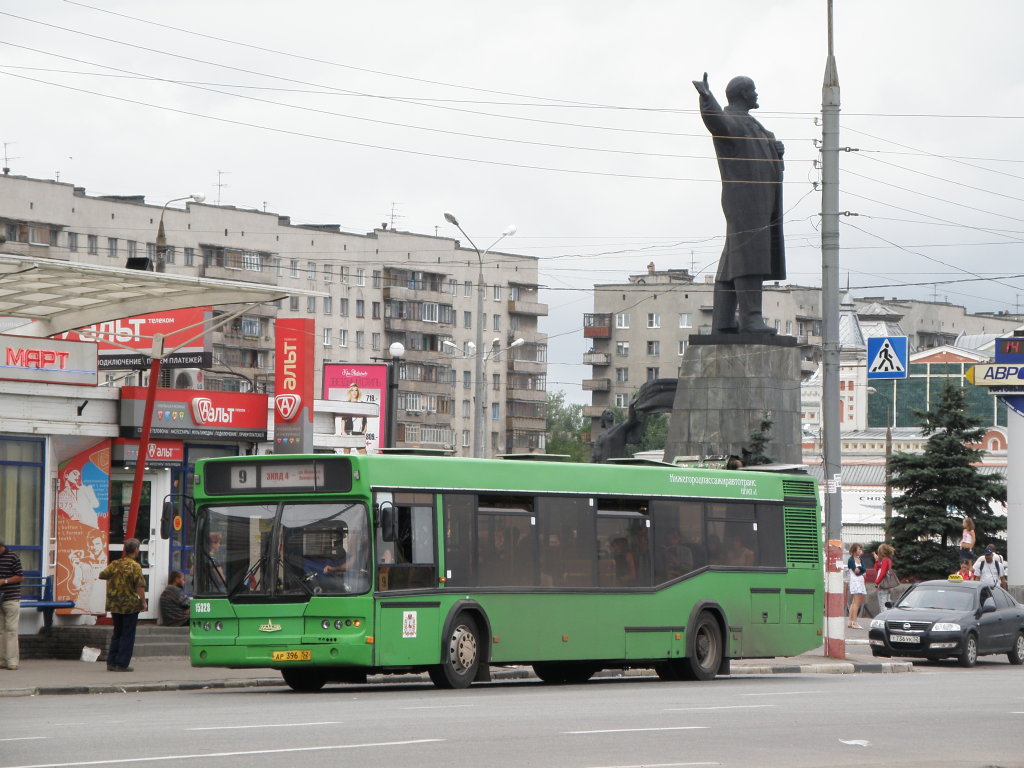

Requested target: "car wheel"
[
  {"left": 1008, "top": 632, "right": 1024, "bottom": 665},
  {"left": 958, "top": 633, "right": 978, "bottom": 668},
  {"left": 429, "top": 614, "right": 481, "bottom": 689}
]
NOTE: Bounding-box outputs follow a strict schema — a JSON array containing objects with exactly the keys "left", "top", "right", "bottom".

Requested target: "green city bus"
[{"left": 188, "top": 453, "right": 822, "bottom": 691}]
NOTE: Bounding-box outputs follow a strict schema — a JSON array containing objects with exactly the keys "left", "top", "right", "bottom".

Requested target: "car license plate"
[
  {"left": 890, "top": 634, "right": 920, "bottom": 644},
  {"left": 272, "top": 650, "right": 312, "bottom": 661}
]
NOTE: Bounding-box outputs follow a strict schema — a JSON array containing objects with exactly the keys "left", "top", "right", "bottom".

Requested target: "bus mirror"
[
  {"left": 160, "top": 500, "right": 174, "bottom": 539},
  {"left": 379, "top": 501, "right": 398, "bottom": 542}
]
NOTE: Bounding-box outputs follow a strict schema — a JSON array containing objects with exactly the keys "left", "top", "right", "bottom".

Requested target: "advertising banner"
[
  {"left": 0, "top": 334, "right": 98, "bottom": 385},
  {"left": 274, "top": 318, "right": 315, "bottom": 453},
  {"left": 323, "top": 363, "right": 387, "bottom": 454},
  {"left": 54, "top": 440, "right": 111, "bottom": 615},
  {"left": 59, "top": 307, "right": 213, "bottom": 369},
  {"left": 111, "top": 438, "right": 185, "bottom": 467},
  {"left": 120, "top": 386, "right": 268, "bottom": 440}
]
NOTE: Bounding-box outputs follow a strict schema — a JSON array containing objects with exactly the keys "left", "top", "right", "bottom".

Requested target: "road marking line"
[
  {"left": 586, "top": 763, "right": 720, "bottom": 767},
  {"left": 186, "top": 721, "right": 342, "bottom": 731},
  {"left": 400, "top": 704, "right": 474, "bottom": 710},
  {"left": 567, "top": 727, "right": 708, "bottom": 734},
  {"left": 664, "top": 705, "right": 774, "bottom": 712},
  {"left": 0, "top": 738, "right": 48, "bottom": 743},
  {"left": 742, "top": 690, "right": 825, "bottom": 697},
  {"left": 0, "top": 738, "right": 445, "bottom": 768}
]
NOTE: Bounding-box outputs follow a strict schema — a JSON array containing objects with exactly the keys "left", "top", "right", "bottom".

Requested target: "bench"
[{"left": 19, "top": 575, "right": 75, "bottom": 627}]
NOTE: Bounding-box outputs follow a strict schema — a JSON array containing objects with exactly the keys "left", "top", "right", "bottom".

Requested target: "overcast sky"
[{"left": 3, "top": 0, "right": 1023, "bottom": 403}]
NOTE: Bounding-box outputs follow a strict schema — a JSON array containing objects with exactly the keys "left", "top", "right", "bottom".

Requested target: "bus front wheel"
[
  {"left": 682, "top": 613, "right": 722, "bottom": 681},
  {"left": 429, "top": 614, "right": 481, "bottom": 689},
  {"left": 282, "top": 668, "right": 327, "bottom": 692}
]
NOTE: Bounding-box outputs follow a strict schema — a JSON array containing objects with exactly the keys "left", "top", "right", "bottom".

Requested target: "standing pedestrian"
[
  {"left": 974, "top": 546, "right": 1007, "bottom": 590},
  {"left": 874, "top": 543, "right": 897, "bottom": 610},
  {"left": 959, "top": 517, "right": 976, "bottom": 561},
  {"left": 847, "top": 543, "right": 867, "bottom": 628},
  {"left": 99, "top": 538, "right": 147, "bottom": 672},
  {"left": 0, "top": 538, "right": 24, "bottom": 670}
]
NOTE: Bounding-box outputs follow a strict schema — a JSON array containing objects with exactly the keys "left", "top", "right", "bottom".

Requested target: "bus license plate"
[
  {"left": 890, "top": 634, "right": 920, "bottom": 644},
  {"left": 272, "top": 650, "right": 312, "bottom": 661}
]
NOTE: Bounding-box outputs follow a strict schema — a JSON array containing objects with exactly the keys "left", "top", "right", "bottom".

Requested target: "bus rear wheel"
[
  {"left": 282, "top": 668, "right": 327, "bottom": 692},
  {"left": 533, "top": 661, "right": 598, "bottom": 684},
  {"left": 682, "top": 613, "right": 722, "bottom": 681},
  {"left": 429, "top": 614, "right": 481, "bottom": 689}
]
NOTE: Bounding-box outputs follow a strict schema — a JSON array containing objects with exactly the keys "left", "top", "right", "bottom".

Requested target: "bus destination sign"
[{"left": 203, "top": 457, "right": 352, "bottom": 495}]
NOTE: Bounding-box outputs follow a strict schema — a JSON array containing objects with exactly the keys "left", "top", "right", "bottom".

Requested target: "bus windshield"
[{"left": 195, "top": 501, "right": 370, "bottom": 599}]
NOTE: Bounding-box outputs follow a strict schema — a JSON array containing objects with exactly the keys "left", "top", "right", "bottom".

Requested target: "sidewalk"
[{"left": 1, "top": 629, "right": 908, "bottom": 697}]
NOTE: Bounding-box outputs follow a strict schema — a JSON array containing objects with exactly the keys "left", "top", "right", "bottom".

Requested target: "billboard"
[
  {"left": 274, "top": 318, "right": 315, "bottom": 453},
  {"left": 120, "top": 386, "right": 268, "bottom": 440},
  {"left": 59, "top": 307, "right": 213, "bottom": 369},
  {"left": 323, "top": 363, "right": 387, "bottom": 454},
  {"left": 0, "top": 334, "right": 98, "bottom": 385}
]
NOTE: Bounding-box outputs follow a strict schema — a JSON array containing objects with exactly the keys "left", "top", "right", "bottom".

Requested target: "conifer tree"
[{"left": 887, "top": 380, "right": 1006, "bottom": 580}]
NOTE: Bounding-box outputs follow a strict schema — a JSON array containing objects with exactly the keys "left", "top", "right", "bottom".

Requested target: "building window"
[
  {"left": 464, "top": 311, "right": 472, "bottom": 329},
  {"left": 493, "top": 315, "right": 501, "bottom": 331},
  {"left": 289, "top": 296, "right": 299, "bottom": 311},
  {"left": 646, "top": 340, "right": 660, "bottom": 356},
  {"left": 422, "top": 303, "right": 439, "bottom": 323},
  {"left": 184, "top": 246, "right": 194, "bottom": 266},
  {"left": 615, "top": 393, "right": 629, "bottom": 408},
  {"left": 462, "top": 430, "right": 470, "bottom": 447},
  {"left": 0, "top": 437, "right": 44, "bottom": 574},
  {"left": 106, "top": 238, "right": 118, "bottom": 258},
  {"left": 372, "top": 301, "right": 382, "bottom": 320},
  {"left": 340, "top": 298, "right": 349, "bottom": 316},
  {"left": 68, "top": 232, "right": 79, "bottom": 251},
  {"left": 491, "top": 402, "right": 499, "bottom": 420},
  {"left": 679, "top": 312, "right": 692, "bottom": 328},
  {"left": 322, "top": 264, "right": 333, "bottom": 282},
  {"left": 127, "top": 240, "right": 137, "bottom": 260},
  {"left": 493, "top": 285, "right": 502, "bottom": 301},
  {"left": 464, "top": 280, "right": 472, "bottom": 297},
  {"left": 339, "top": 329, "right": 348, "bottom": 347},
  {"left": 242, "top": 251, "right": 261, "bottom": 271},
  {"left": 616, "top": 341, "right": 629, "bottom": 357},
  {"left": 307, "top": 296, "right": 316, "bottom": 313},
  {"left": 356, "top": 268, "right": 366, "bottom": 286},
  {"left": 492, "top": 373, "right": 500, "bottom": 391},
  {"left": 646, "top": 367, "right": 659, "bottom": 381},
  {"left": 463, "top": 370, "right": 471, "bottom": 389},
  {"left": 678, "top": 340, "right": 687, "bottom": 355},
  {"left": 647, "top": 313, "right": 660, "bottom": 329},
  {"left": 355, "top": 331, "right": 365, "bottom": 349},
  {"left": 462, "top": 399, "right": 471, "bottom": 418},
  {"left": 356, "top": 300, "right": 365, "bottom": 318},
  {"left": 323, "top": 328, "right": 332, "bottom": 346},
  {"left": 87, "top": 234, "right": 98, "bottom": 254},
  {"left": 372, "top": 270, "right": 382, "bottom": 288},
  {"left": 323, "top": 296, "right": 333, "bottom": 314},
  {"left": 449, "top": 279, "right": 458, "bottom": 295},
  {"left": 616, "top": 367, "right": 629, "bottom": 383},
  {"left": 340, "top": 266, "right": 349, "bottom": 284},
  {"left": 290, "top": 259, "right": 299, "bottom": 277},
  {"left": 371, "top": 332, "right": 381, "bottom": 350},
  {"left": 306, "top": 261, "right": 316, "bottom": 280},
  {"left": 615, "top": 313, "right": 630, "bottom": 329}
]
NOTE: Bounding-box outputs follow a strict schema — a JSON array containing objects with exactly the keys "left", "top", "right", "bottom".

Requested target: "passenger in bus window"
[
  {"left": 206, "top": 532, "right": 226, "bottom": 592},
  {"left": 611, "top": 538, "right": 637, "bottom": 586}
]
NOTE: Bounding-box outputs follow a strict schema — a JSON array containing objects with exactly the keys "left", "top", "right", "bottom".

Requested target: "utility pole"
[{"left": 820, "top": 0, "right": 845, "bottom": 660}]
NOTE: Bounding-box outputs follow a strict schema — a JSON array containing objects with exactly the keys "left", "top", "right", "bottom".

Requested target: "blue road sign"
[{"left": 867, "top": 336, "right": 908, "bottom": 380}]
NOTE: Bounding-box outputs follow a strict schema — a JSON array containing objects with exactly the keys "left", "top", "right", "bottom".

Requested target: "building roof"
[{"left": 0, "top": 254, "right": 305, "bottom": 337}]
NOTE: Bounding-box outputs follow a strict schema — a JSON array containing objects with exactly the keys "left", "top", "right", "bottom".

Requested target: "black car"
[{"left": 869, "top": 579, "right": 1024, "bottom": 667}]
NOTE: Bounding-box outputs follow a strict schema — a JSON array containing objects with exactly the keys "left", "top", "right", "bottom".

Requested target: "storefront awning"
[{"left": 0, "top": 254, "right": 314, "bottom": 337}]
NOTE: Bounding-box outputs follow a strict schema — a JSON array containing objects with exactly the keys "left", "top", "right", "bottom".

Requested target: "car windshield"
[
  {"left": 897, "top": 586, "right": 975, "bottom": 612},
  {"left": 195, "top": 501, "right": 370, "bottom": 598}
]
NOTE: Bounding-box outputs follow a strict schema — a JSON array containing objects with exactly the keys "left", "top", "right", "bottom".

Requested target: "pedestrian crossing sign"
[{"left": 867, "top": 336, "right": 908, "bottom": 380}]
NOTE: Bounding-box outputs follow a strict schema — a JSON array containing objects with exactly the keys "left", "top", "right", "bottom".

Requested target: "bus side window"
[
  {"left": 376, "top": 493, "right": 436, "bottom": 590},
  {"left": 537, "top": 496, "right": 595, "bottom": 588}
]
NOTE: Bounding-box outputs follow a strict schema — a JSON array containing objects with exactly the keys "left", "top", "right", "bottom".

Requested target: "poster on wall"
[
  {"left": 323, "top": 363, "right": 387, "bottom": 454},
  {"left": 54, "top": 440, "right": 111, "bottom": 615}
]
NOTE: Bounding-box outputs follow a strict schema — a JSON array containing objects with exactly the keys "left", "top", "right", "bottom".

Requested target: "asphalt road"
[{"left": 2, "top": 660, "right": 1021, "bottom": 768}]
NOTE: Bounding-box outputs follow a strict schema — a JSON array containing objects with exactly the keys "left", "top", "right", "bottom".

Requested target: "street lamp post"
[
  {"left": 443, "top": 212, "right": 516, "bottom": 459},
  {"left": 154, "top": 193, "right": 205, "bottom": 273},
  {"left": 386, "top": 342, "right": 405, "bottom": 448}
]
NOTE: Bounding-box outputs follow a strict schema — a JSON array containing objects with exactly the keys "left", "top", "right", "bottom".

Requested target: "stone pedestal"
[{"left": 664, "top": 334, "right": 802, "bottom": 464}]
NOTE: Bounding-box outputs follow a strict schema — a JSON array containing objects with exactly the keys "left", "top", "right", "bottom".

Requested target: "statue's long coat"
[{"left": 698, "top": 93, "right": 786, "bottom": 282}]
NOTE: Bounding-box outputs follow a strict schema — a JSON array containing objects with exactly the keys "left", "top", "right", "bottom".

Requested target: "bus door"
[{"left": 373, "top": 492, "right": 441, "bottom": 667}]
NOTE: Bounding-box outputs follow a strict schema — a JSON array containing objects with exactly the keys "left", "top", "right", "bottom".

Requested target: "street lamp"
[
  {"left": 152, "top": 193, "right": 205, "bottom": 272},
  {"left": 867, "top": 386, "right": 894, "bottom": 535},
  {"left": 443, "top": 212, "right": 516, "bottom": 459},
  {"left": 386, "top": 342, "right": 405, "bottom": 449}
]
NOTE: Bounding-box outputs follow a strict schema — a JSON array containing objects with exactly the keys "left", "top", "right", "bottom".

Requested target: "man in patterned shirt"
[
  {"left": 99, "top": 538, "right": 147, "bottom": 672},
  {"left": 0, "top": 538, "right": 24, "bottom": 670}
]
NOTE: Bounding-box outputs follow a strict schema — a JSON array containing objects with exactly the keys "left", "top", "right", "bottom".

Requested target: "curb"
[{"left": 2, "top": 659, "right": 912, "bottom": 697}]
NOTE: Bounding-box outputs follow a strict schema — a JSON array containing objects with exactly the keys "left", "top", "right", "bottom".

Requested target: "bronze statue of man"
[{"left": 693, "top": 72, "right": 785, "bottom": 334}]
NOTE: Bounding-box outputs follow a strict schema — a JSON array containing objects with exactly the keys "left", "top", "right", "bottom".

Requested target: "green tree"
[
  {"left": 545, "top": 390, "right": 589, "bottom": 462},
  {"left": 888, "top": 380, "right": 1006, "bottom": 581},
  {"left": 744, "top": 413, "right": 774, "bottom": 465},
  {"left": 626, "top": 412, "right": 668, "bottom": 456}
]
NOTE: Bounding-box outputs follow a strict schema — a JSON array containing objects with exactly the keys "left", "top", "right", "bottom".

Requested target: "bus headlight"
[
  {"left": 203, "top": 621, "right": 211, "bottom": 631},
  {"left": 322, "top": 619, "right": 331, "bottom": 630},
  {"left": 335, "top": 620, "right": 344, "bottom": 629},
  {"left": 215, "top": 621, "right": 223, "bottom": 631}
]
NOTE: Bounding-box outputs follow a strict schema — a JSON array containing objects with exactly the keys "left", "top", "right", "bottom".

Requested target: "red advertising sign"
[
  {"left": 111, "top": 438, "right": 185, "bottom": 466},
  {"left": 59, "top": 307, "right": 213, "bottom": 369},
  {"left": 274, "top": 318, "right": 315, "bottom": 452},
  {"left": 323, "top": 363, "right": 388, "bottom": 454},
  {"left": 120, "top": 386, "right": 268, "bottom": 440},
  {"left": 0, "top": 334, "right": 98, "bottom": 385}
]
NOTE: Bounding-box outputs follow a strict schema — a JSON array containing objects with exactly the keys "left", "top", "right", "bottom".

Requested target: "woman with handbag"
[{"left": 874, "top": 543, "right": 898, "bottom": 610}]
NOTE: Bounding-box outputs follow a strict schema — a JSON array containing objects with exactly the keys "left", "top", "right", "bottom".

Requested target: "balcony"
[
  {"left": 583, "top": 313, "right": 612, "bottom": 339},
  {"left": 583, "top": 405, "right": 610, "bottom": 419},
  {"left": 508, "top": 299, "right": 548, "bottom": 317},
  {"left": 582, "top": 378, "right": 611, "bottom": 392},
  {"left": 583, "top": 351, "right": 611, "bottom": 366}
]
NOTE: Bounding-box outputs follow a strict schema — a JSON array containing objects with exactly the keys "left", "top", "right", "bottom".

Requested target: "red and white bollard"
[{"left": 824, "top": 538, "right": 846, "bottom": 659}]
